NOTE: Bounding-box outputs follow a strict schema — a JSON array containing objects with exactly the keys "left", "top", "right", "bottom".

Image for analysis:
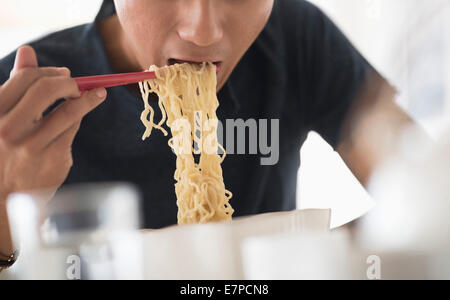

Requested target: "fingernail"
[
  {"left": 57, "top": 67, "right": 71, "bottom": 76},
  {"left": 94, "top": 88, "right": 107, "bottom": 99}
]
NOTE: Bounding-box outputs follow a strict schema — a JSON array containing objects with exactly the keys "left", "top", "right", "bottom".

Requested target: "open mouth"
[{"left": 168, "top": 58, "right": 222, "bottom": 69}]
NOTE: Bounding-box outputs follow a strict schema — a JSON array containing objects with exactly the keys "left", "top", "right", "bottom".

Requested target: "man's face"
[{"left": 113, "top": 0, "right": 274, "bottom": 90}]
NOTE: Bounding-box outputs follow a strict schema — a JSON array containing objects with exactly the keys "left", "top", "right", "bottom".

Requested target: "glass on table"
[{"left": 7, "top": 183, "right": 143, "bottom": 280}]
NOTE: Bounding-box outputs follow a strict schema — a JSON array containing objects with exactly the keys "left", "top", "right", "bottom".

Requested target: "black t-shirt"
[{"left": 0, "top": 0, "right": 374, "bottom": 229}]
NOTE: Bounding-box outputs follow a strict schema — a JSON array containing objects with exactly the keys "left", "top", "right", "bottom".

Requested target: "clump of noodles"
[{"left": 138, "top": 62, "right": 234, "bottom": 224}]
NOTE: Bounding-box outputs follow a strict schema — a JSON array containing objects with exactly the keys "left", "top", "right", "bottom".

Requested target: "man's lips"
[
  {"left": 167, "top": 59, "right": 222, "bottom": 73},
  {"left": 168, "top": 58, "right": 222, "bottom": 67}
]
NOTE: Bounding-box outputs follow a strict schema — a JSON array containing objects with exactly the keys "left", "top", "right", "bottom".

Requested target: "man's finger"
[
  {"left": 1, "top": 76, "right": 83, "bottom": 142},
  {"left": 11, "top": 46, "right": 38, "bottom": 77},
  {"left": 0, "top": 67, "right": 70, "bottom": 116},
  {"left": 10, "top": 46, "right": 38, "bottom": 78},
  {"left": 37, "top": 121, "right": 80, "bottom": 178},
  {"left": 45, "top": 121, "right": 81, "bottom": 161},
  {"left": 25, "top": 88, "right": 107, "bottom": 150}
]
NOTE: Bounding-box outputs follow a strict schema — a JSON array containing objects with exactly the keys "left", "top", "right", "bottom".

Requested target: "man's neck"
[{"left": 97, "top": 15, "right": 142, "bottom": 74}]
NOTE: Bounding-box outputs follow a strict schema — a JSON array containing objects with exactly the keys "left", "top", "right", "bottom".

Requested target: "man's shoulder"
[
  {"left": 267, "top": 0, "right": 329, "bottom": 51},
  {"left": 276, "top": 0, "right": 324, "bottom": 23},
  {"left": 0, "top": 23, "right": 96, "bottom": 83}
]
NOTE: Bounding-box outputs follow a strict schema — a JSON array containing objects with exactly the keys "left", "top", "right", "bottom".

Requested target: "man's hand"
[
  {"left": 0, "top": 46, "right": 107, "bottom": 256},
  {"left": 0, "top": 45, "right": 107, "bottom": 198}
]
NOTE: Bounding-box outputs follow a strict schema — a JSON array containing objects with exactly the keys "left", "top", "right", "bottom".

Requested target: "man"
[{"left": 0, "top": 0, "right": 419, "bottom": 268}]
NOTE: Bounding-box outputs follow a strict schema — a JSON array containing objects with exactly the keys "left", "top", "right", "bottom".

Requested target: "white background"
[{"left": 1, "top": 0, "right": 449, "bottom": 228}]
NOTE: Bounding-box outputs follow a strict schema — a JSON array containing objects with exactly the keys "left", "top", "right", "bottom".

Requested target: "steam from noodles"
[{"left": 138, "top": 62, "right": 234, "bottom": 224}]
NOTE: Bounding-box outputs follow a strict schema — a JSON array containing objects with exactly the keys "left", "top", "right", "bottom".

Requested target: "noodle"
[{"left": 138, "top": 62, "right": 234, "bottom": 225}]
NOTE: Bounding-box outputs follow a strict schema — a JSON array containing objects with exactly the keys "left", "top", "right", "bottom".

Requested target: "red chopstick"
[
  {"left": 74, "top": 65, "right": 220, "bottom": 92},
  {"left": 74, "top": 71, "right": 156, "bottom": 92}
]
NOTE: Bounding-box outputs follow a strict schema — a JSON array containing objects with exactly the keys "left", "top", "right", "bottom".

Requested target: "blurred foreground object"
[
  {"left": 2, "top": 207, "right": 333, "bottom": 280},
  {"left": 358, "top": 127, "right": 450, "bottom": 279},
  {"left": 142, "top": 209, "right": 333, "bottom": 279},
  {"left": 242, "top": 230, "right": 352, "bottom": 280},
  {"left": 4, "top": 183, "right": 143, "bottom": 280}
]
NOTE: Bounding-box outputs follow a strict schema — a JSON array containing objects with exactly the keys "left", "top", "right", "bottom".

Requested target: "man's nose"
[{"left": 177, "top": 0, "right": 224, "bottom": 47}]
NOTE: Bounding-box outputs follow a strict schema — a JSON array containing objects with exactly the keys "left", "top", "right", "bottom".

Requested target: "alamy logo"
[
  {"left": 171, "top": 113, "right": 280, "bottom": 166},
  {"left": 66, "top": 255, "right": 81, "bottom": 280},
  {"left": 366, "top": 255, "right": 381, "bottom": 280}
]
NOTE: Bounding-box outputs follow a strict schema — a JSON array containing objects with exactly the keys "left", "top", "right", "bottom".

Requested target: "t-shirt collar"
[{"left": 95, "top": 0, "right": 116, "bottom": 23}]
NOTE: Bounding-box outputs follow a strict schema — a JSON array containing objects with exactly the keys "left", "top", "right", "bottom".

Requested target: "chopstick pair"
[
  {"left": 74, "top": 65, "right": 220, "bottom": 92},
  {"left": 74, "top": 71, "right": 156, "bottom": 92}
]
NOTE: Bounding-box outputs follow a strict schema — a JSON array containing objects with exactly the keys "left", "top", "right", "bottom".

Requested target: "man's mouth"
[{"left": 168, "top": 58, "right": 222, "bottom": 70}]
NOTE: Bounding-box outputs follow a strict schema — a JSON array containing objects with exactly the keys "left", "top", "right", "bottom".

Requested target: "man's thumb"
[{"left": 10, "top": 45, "right": 38, "bottom": 78}]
